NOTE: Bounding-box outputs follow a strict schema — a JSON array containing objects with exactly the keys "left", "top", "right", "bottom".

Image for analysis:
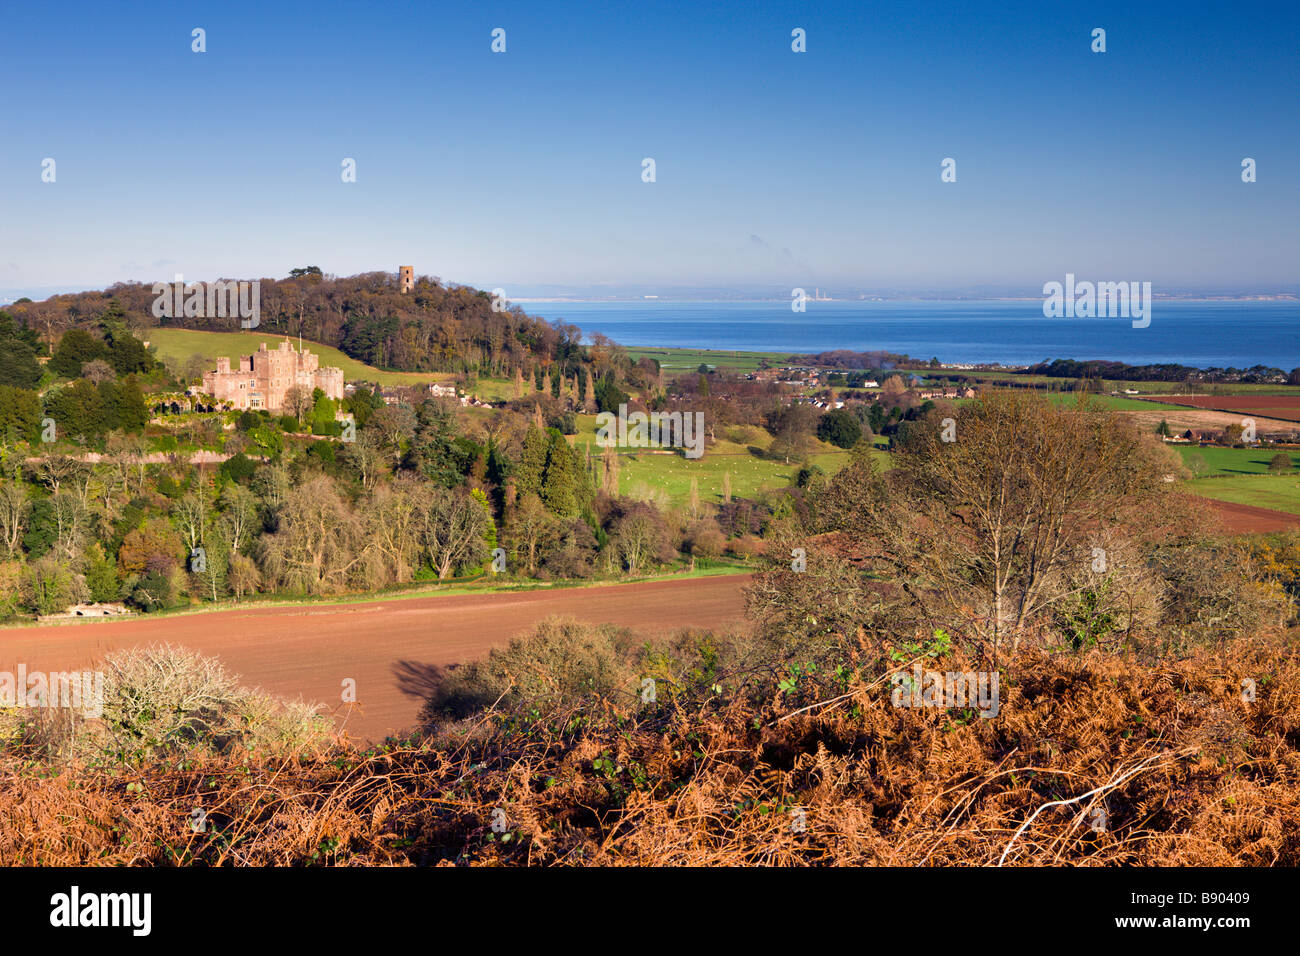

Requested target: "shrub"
[
  {"left": 420, "top": 618, "right": 636, "bottom": 724},
  {"left": 727, "top": 534, "right": 766, "bottom": 561},
  {"left": 219, "top": 452, "right": 256, "bottom": 484},
  {"left": 8, "top": 644, "right": 336, "bottom": 766},
  {"left": 686, "top": 520, "right": 727, "bottom": 560}
]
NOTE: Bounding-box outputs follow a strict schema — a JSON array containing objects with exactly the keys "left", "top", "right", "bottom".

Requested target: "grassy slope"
[
  {"left": 1170, "top": 445, "right": 1300, "bottom": 514},
  {"left": 1173, "top": 445, "right": 1300, "bottom": 476},
  {"left": 1042, "top": 392, "right": 1185, "bottom": 411},
  {"left": 568, "top": 413, "right": 869, "bottom": 506},
  {"left": 624, "top": 347, "right": 789, "bottom": 373},
  {"left": 1184, "top": 474, "right": 1300, "bottom": 515},
  {"left": 149, "top": 328, "right": 453, "bottom": 387}
]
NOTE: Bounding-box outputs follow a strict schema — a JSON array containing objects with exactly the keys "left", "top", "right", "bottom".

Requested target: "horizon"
[{"left": 4, "top": 277, "right": 1299, "bottom": 306}]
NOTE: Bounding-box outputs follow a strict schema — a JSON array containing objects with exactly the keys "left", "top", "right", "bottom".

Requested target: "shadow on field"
[{"left": 392, "top": 659, "right": 455, "bottom": 703}]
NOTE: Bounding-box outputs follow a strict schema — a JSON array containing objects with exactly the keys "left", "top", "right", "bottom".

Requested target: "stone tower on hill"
[{"left": 399, "top": 266, "right": 414, "bottom": 293}]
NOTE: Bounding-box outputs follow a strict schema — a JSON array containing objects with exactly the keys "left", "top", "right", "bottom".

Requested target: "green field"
[
  {"left": 148, "top": 328, "right": 453, "bottom": 387},
  {"left": 962, "top": 370, "right": 1300, "bottom": 396},
  {"left": 623, "top": 347, "right": 788, "bottom": 373},
  {"left": 1173, "top": 445, "right": 1300, "bottom": 476},
  {"left": 1042, "top": 392, "right": 1186, "bottom": 411},
  {"left": 608, "top": 448, "right": 849, "bottom": 505},
  {"left": 1184, "top": 474, "right": 1300, "bottom": 515},
  {"left": 565, "top": 413, "right": 874, "bottom": 506}
]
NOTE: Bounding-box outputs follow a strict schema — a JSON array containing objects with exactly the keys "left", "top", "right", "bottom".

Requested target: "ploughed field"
[
  {"left": 0, "top": 576, "right": 750, "bottom": 743},
  {"left": 1150, "top": 393, "right": 1300, "bottom": 423},
  {"left": 1204, "top": 497, "right": 1300, "bottom": 532}
]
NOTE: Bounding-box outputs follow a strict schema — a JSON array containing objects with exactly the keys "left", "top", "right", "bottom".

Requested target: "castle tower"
[{"left": 399, "top": 266, "right": 414, "bottom": 293}]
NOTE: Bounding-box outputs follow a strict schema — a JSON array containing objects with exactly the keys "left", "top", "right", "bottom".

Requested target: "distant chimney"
[{"left": 399, "top": 266, "right": 414, "bottom": 293}]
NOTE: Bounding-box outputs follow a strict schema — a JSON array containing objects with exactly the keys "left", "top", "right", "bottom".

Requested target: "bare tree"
[
  {"left": 281, "top": 385, "right": 314, "bottom": 421},
  {"left": 217, "top": 483, "right": 258, "bottom": 557},
  {"left": 81, "top": 359, "right": 116, "bottom": 383},
  {"left": 50, "top": 490, "right": 89, "bottom": 562},
  {"left": 816, "top": 392, "right": 1183, "bottom": 662},
  {"left": 362, "top": 477, "right": 425, "bottom": 584},
  {"left": 419, "top": 487, "right": 490, "bottom": 580},
  {"left": 343, "top": 426, "right": 388, "bottom": 490},
  {"left": 504, "top": 493, "right": 559, "bottom": 574},
  {"left": 30, "top": 454, "right": 89, "bottom": 496},
  {"left": 260, "top": 476, "right": 363, "bottom": 594},
  {"left": 106, "top": 432, "right": 150, "bottom": 497},
  {"left": 0, "top": 481, "right": 29, "bottom": 558},
  {"left": 367, "top": 404, "right": 417, "bottom": 464}
]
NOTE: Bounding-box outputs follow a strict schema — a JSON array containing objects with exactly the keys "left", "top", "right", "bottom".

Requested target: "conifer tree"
[
  {"left": 540, "top": 432, "right": 577, "bottom": 517},
  {"left": 517, "top": 425, "right": 548, "bottom": 499}
]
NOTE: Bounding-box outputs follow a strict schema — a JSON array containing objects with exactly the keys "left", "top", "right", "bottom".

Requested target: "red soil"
[
  {"left": 0, "top": 575, "right": 751, "bottom": 743},
  {"left": 1154, "top": 394, "right": 1300, "bottom": 423},
  {"left": 1204, "top": 498, "right": 1300, "bottom": 533}
]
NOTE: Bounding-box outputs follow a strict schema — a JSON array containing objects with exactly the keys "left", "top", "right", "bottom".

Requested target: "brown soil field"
[
  {"left": 1204, "top": 498, "right": 1300, "bottom": 533},
  {"left": 1149, "top": 394, "right": 1300, "bottom": 424},
  {"left": 1123, "top": 406, "right": 1298, "bottom": 434},
  {"left": 0, "top": 575, "right": 751, "bottom": 743}
]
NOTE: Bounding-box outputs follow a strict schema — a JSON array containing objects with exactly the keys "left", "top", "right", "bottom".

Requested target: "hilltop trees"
[{"left": 8, "top": 274, "right": 590, "bottom": 382}]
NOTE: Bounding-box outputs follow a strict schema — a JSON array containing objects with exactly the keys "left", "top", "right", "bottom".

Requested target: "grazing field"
[
  {"left": 1173, "top": 445, "right": 1300, "bottom": 476},
  {"left": 0, "top": 575, "right": 751, "bottom": 743},
  {"left": 611, "top": 448, "right": 854, "bottom": 505},
  {"left": 1184, "top": 474, "right": 1300, "bottom": 516},
  {"left": 1041, "top": 392, "right": 1185, "bottom": 411},
  {"left": 148, "top": 328, "right": 453, "bottom": 387},
  {"left": 624, "top": 347, "right": 788, "bottom": 373},
  {"left": 967, "top": 371, "right": 1300, "bottom": 396},
  {"left": 568, "top": 413, "right": 868, "bottom": 505},
  {"left": 1150, "top": 394, "right": 1300, "bottom": 423}
]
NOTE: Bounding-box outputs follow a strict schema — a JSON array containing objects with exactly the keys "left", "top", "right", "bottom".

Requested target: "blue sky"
[{"left": 2, "top": 0, "right": 1297, "bottom": 298}]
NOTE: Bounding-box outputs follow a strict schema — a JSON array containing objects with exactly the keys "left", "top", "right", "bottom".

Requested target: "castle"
[{"left": 202, "top": 338, "right": 344, "bottom": 412}]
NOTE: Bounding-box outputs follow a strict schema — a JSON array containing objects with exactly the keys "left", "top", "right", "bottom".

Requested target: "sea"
[{"left": 518, "top": 300, "right": 1300, "bottom": 370}]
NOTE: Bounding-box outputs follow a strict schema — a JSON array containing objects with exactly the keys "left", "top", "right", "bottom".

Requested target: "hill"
[{"left": 5, "top": 270, "right": 589, "bottom": 379}]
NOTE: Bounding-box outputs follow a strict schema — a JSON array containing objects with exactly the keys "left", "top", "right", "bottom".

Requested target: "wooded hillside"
[{"left": 6, "top": 270, "right": 585, "bottom": 377}]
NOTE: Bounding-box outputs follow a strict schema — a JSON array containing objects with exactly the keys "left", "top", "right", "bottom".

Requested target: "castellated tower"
[
  {"left": 399, "top": 265, "right": 414, "bottom": 293},
  {"left": 202, "top": 338, "right": 345, "bottom": 412}
]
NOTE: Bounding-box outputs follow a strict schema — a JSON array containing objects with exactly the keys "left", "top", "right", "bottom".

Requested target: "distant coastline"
[
  {"left": 512, "top": 294, "right": 1300, "bottom": 305},
  {"left": 522, "top": 299, "right": 1300, "bottom": 371}
]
